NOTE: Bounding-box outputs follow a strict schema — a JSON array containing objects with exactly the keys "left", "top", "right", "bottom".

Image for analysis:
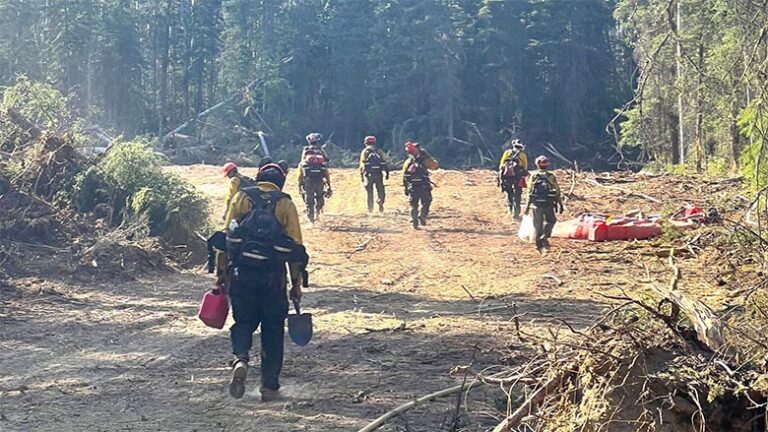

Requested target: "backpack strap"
[
  {"left": 238, "top": 175, "right": 256, "bottom": 189},
  {"left": 241, "top": 187, "right": 288, "bottom": 216}
]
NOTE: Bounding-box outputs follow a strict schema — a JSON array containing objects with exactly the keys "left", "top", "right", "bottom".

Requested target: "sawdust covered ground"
[{"left": 0, "top": 166, "right": 739, "bottom": 431}]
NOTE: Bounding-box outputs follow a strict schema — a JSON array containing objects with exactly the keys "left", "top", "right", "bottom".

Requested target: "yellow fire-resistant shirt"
[
  {"left": 359, "top": 146, "right": 389, "bottom": 175},
  {"left": 401, "top": 152, "right": 439, "bottom": 183},
  {"left": 527, "top": 170, "right": 563, "bottom": 206},
  {"left": 297, "top": 146, "right": 332, "bottom": 186},
  {"left": 498, "top": 149, "right": 529, "bottom": 171},
  {"left": 217, "top": 181, "right": 303, "bottom": 286},
  {"left": 224, "top": 174, "right": 246, "bottom": 211}
]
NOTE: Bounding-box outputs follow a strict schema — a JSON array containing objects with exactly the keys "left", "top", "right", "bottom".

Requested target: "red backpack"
[
  {"left": 501, "top": 151, "right": 522, "bottom": 179},
  {"left": 302, "top": 149, "right": 327, "bottom": 180}
]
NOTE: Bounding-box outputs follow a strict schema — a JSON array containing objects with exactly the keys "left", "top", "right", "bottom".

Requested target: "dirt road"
[{"left": 1, "top": 166, "right": 728, "bottom": 431}]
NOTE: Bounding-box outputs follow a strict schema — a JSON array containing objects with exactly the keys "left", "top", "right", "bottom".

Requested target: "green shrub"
[
  {"left": 100, "top": 137, "right": 166, "bottom": 194},
  {"left": 0, "top": 76, "right": 86, "bottom": 147},
  {"left": 738, "top": 99, "right": 768, "bottom": 193},
  {"left": 71, "top": 166, "right": 110, "bottom": 212},
  {"left": 644, "top": 157, "right": 734, "bottom": 179},
  {"left": 72, "top": 138, "right": 209, "bottom": 242},
  {"left": 129, "top": 175, "right": 209, "bottom": 242}
]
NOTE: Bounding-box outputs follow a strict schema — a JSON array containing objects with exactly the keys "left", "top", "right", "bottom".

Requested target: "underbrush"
[
  {"left": 71, "top": 139, "right": 210, "bottom": 243},
  {"left": 644, "top": 157, "right": 734, "bottom": 179}
]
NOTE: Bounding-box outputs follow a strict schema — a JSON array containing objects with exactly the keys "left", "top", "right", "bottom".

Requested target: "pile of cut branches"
[{"left": 461, "top": 256, "right": 768, "bottom": 432}]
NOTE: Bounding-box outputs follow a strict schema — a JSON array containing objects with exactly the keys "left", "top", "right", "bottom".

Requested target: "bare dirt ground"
[{"left": 0, "top": 166, "right": 738, "bottom": 431}]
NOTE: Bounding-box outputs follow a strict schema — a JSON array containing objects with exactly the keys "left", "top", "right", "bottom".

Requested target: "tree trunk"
[
  {"left": 695, "top": 42, "right": 704, "bottom": 173},
  {"left": 669, "top": 110, "right": 680, "bottom": 164},
  {"left": 675, "top": 0, "right": 685, "bottom": 164},
  {"left": 158, "top": 0, "right": 172, "bottom": 138},
  {"left": 180, "top": 1, "right": 191, "bottom": 120}
]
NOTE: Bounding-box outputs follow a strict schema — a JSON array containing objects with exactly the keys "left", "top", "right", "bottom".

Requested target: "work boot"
[
  {"left": 229, "top": 359, "right": 248, "bottom": 399},
  {"left": 419, "top": 216, "right": 427, "bottom": 226},
  {"left": 367, "top": 205, "right": 374, "bottom": 213},
  {"left": 412, "top": 219, "right": 419, "bottom": 230},
  {"left": 378, "top": 202, "right": 384, "bottom": 213},
  {"left": 260, "top": 386, "right": 285, "bottom": 402}
]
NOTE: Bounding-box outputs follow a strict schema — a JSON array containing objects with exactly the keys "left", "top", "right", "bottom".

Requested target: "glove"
[
  {"left": 385, "top": 171, "right": 390, "bottom": 180},
  {"left": 325, "top": 188, "right": 333, "bottom": 198},
  {"left": 290, "top": 284, "right": 302, "bottom": 303},
  {"left": 404, "top": 187, "right": 410, "bottom": 197},
  {"left": 524, "top": 208, "right": 530, "bottom": 216},
  {"left": 558, "top": 203, "right": 565, "bottom": 214}
]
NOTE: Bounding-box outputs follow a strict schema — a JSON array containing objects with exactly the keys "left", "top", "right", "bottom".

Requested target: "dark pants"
[
  {"left": 532, "top": 205, "right": 557, "bottom": 248},
  {"left": 229, "top": 267, "right": 289, "bottom": 391},
  {"left": 502, "top": 180, "right": 523, "bottom": 217},
  {"left": 364, "top": 174, "right": 386, "bottom": 211},
  {"left": 409, "top": 186, "right": 432, "bottom": 226},
  {"left": 303, "top": 179, "right": 325, "bottom": 221}
]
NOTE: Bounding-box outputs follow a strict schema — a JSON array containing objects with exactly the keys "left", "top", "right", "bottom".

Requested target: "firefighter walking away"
[
  {"left": 297, "top": 133, "right": 332, "bottom": 222},
  {"left": 525, "top": 155, "right": 564, "bottom": 253},
  {"left": 402, "top": 141, "right": 439, "bottom": 229},
  {"left": 497, "top": 140, "right": 529, "bottom": 220},
  {"left": 359, "top": 135, "right": 390, "bottom": 213},
  {"left": 215, "top": 161, "right": 308, "bottom": 402}
]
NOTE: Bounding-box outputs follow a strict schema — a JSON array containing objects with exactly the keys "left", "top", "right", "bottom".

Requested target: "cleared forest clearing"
[{"left": 0, "top": 166, "right": 751, "bottom": 431}]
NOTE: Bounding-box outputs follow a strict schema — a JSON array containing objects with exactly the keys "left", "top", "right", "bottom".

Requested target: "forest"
[
  {"left": 0, "top": 0, "right": 619, "bottom": 165},
  {"left": 2, "top": 0, "right": 767, "bottom": 174}
]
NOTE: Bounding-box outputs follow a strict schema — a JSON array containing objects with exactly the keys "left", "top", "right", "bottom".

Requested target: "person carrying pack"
[
  {"left": 359, "top": 135, "right": 390, "bottom": 213},
  {"left": 402, "top": 141, "right": 439, "bottom": 229},
  {"left": 497, "top": 140, "right": 529, "bottom": 219},
  {"left": 214, "top": 161, "right": 307, "bottom": 402},
  {"left": 297, "top": 133, "right": 332, "bottom": 222},
  {"left": 222, "top": 163, "right": 256, "bottom": 220},
  {"left": 524, "top": 155, "right": 564, "bottom": 253}
]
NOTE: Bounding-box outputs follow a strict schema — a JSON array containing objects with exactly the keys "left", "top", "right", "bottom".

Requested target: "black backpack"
[
  {"left": 226, "top": 187, "right": 298, "bottom": 272},
  {"left": 238, "top": 175, "right": 256, "bottom": 189},
  {"left": 404, "top": 158, "right": 429, "bottom": 188},
  {"left": 529, "top": 173, "right": 555, "bottom": 206},
  {"left": 363, "top": 149, "right": 384, "bottom": 175}
]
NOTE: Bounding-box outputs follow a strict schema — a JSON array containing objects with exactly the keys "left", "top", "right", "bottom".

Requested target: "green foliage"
[
  {"left": 1, "top": 76, "right": 70, "bottom": 129},
  {"left": 615, "top": 0, "right": 768, "bottom": 170},
  {"left": 644, "top": 157, "right": 731, "bottom": 178},
  {"left": 738, "top": 99, "right": 768, "bottom": 193},
  {"left": 99, "top": 138, "right": 165, "bottom": 195},
  {"left": 71, "top": 166, "right": 110, "bottom": 213},
  {"left": 0, "top": 76, "right": 87, "bottom": 150},
  {"left": 72, "top": 138, "right": 209, "bottom": 242},
  {"left": 129, "top": 176, "right": 210, "bottom": 243}
]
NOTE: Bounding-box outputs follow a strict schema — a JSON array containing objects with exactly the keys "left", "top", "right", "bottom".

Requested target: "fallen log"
[
  {"left": 649, "top": 257, "right": 725, "bottom": 352},
  {"left": 356, "top": 370, "right": 509, "bottom": 432},
  {"left": 543, "top": 142, "right": 574, "bottom": 167},
  {"left": 5, "top": 108, "right": 43, "bottom": 140},
  {"left": 163, "top": 78, "right": 262, "bottom": 145}
]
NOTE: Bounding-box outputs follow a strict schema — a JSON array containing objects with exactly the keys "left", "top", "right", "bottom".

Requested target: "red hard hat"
[
  {"left": 223, "top": 162, "right": 238, "bottom": 176},
  {"left": 535, "top": 156, "right": 550, "bottom": 169},
  {"left": 404, "top": 141, "right": 419, "bottom": 156},
  {"left": 364, "top": 135, "right": 376, "bottom": 146}
]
